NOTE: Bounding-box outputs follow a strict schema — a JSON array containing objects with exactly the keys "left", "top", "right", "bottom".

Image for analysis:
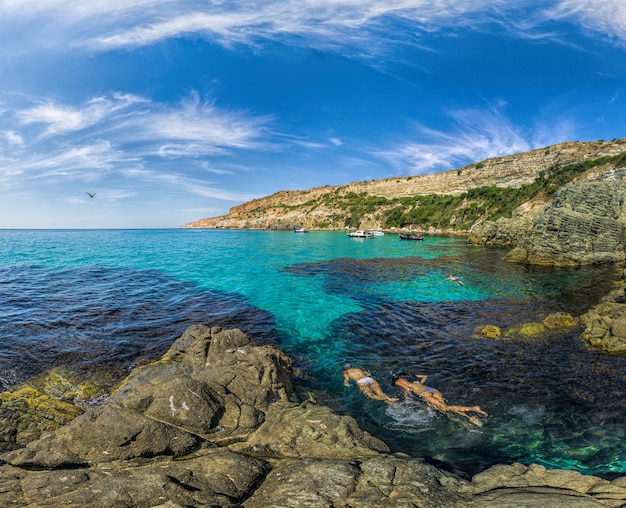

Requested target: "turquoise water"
[{"left": 1, "top": 228, "right": 625, "bottom": 478}]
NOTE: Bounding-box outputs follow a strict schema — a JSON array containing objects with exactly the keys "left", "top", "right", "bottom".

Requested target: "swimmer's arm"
[
  {"left": 343, "top": 371, "right": 351, "bottom": 386},
  {"left": 415, "top": 374, "right": 428, "bottom": 384}
]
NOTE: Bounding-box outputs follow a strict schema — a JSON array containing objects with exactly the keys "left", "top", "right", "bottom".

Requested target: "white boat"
[
  {"left": 348, "top": 230, "right": 373, "bottom": 238},
  {"left": 367, "top": 230, "right": 384, "bottom": 236},
  {"left": 293, "top": 228, "right": 308, "bottom": 233}
]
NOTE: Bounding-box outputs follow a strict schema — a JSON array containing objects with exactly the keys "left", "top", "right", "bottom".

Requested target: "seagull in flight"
[{"left": 86, "top": 192, "right": 96, "bottom": 198}]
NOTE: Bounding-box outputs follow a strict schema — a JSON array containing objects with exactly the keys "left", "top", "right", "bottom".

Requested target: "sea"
[{"left": 1, "top": 228, "right": 625, "bottom": 479}]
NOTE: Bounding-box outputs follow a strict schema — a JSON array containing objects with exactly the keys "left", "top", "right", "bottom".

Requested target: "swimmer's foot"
[
  {"left": 467, "top": 415, "right": 483, "bottom": 427},
  {"left": 386, "top": 397, "right": 399, "bottom": 404},
  {"left": 473, "top": 406, "right": 488, "bottom": 417}
]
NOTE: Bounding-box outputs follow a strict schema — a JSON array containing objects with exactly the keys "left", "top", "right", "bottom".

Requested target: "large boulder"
[
  {"left": 0, "top": 449, "right": 270, "bottom": 508},
  {"left": 463, "top": 462, "right": 626, "bottom": 507},
  {"left": 243, "top": 455, "right": 465, "bottom": 508},
  {"left": 2, "top": 402, "right": 202, "bottom": 468},
  {"left": 231, "top": 401, "right": 389, "bottom": 459}
]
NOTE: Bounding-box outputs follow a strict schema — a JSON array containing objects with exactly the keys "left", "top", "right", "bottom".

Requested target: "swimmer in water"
[
  {"left": 447, "top": 274, "right": 464, "bottom": 285},
  {"left": 343, "top": 365, "right": 398, "bottom": 404},
  {"left": 390, "top": 368, "right": 487, "bottom": 427}
]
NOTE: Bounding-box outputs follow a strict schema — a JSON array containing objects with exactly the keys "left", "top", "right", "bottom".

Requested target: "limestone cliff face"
[{"left": 182, "top": 139, "right": 626, "bottom": 231}]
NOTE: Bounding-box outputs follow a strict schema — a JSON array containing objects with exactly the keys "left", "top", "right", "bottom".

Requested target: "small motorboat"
[
  {"left": 293, "top": 228, "right": 308, "bottom": 233},
  {"left": 348, "top": 230, "right": 374, "bottom": 238},
  {"left": 399, "top": 233, "right": 424, "bottom": 241}
]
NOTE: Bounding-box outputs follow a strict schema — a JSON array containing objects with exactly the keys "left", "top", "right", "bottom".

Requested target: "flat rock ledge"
[{"left": 1, "top": 325, "right": 625, "bottom": 507}]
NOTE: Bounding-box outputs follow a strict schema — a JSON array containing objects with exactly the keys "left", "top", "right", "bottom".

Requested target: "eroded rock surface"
[{"left": 470, "top": 181, "right": 626, "bottom": 266}]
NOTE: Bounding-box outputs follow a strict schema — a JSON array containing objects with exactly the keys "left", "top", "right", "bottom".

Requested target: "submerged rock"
[
  {"left": 476, "top": 324, "right": 502, "bottom": 339},
  {"left": 543, "top": 312, "right": 579, "bottom": 330},
  {"left": 1, "top": 324, "right": 625, "bottom": 507},
  {"left": 581, "top": 289, "right": 626, "bottom": 354}
]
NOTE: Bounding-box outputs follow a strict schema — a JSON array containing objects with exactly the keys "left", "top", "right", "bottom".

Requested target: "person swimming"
[
  {"left": 389, "top": 368, "right": 487, "bottom": 427},
  {"left": 343, "top": 365, "right": 398, "bottom": 404},
  {"left": 447, "top": 274, "right": 464, "bottom": 285}
]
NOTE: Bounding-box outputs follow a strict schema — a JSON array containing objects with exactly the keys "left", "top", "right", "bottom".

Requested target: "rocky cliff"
[
  {"left": 469, "top": 167, "right": 626, "bottom": 266},
  {"left": 183, "top": 139, "right": 626, "bottom": 232},
  {"left": 2, "top": 325, "right": 625, "bottom": 507}
]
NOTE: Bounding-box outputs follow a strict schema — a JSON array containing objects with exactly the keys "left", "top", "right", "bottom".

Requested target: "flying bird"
[{"left": 86, "top": 192, "right": 96, "bottom": 198}]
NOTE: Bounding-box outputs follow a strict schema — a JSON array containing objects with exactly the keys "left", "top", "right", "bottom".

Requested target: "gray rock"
[
  {"left": 9, "top": 450, "right": 268, "bottom": 508},
  {"left": 462, "top": 462, "right": 626, "bottom": 507},
  {"left": 231, "top": 401, "right": 389, "bottom": 459},
  {"left": 244, "top": 455, "right": 464, "bottom": 508},
  {"left": 581, "top": 290, "right": 626, "bottom": 353},
  {"left": 110, "top": 364, "right": 223, "bottom": 436},
  {"left": 3, "top": 402, "right": 201, "bottom": 468},
  {"left": 470, "top": 181, "right": 626, "bottom": 267}
]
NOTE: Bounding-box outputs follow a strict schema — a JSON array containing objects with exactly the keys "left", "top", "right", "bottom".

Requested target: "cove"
[{"left": 0, "top": 228, "right": 623, "bottom": 478}]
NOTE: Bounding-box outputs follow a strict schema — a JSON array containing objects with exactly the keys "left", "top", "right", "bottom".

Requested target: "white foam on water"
[{"left": 385, "top": 400, "right": 436, "bottom": 433}]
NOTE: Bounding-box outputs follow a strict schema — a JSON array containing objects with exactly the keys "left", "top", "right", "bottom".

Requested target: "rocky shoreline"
[{"left": 2, "top": 324, "right": 626, "bottom": 507}]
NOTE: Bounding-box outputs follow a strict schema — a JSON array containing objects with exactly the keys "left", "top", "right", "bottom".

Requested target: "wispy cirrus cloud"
[
  {"left": 89, "top": 0, "right": 503, "bottom": 52},
  {"left": 17, "top": 93, "right": 146, "bottom": 137},
  {"left": 4, "top": 140, "right": 137, "bottom": 180},
  {"left": 0, "top": 91, "right": 273, "bottom": 190},
  {"left": 1, "top": 0, "right": 624, "bottom": 64},
  {"left": 0, "top": 1, "right": 543, "bottom": 54},
  {"left": 374, "top": 102, "right": 576, "bottom": 175},
  {"left": 142, "top": 93, "right": 272, "bottom": 152},
  {"left": 548, "top": 0, "right": 626, "bottom": 47}
]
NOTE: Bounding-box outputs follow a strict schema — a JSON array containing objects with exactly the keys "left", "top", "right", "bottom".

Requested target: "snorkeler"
[
  {"left": 390, "top": 368, "right": 487, "bottom": 427},
  {"left": 447, "top": 274, "right": 464, "bottom": 285},
  {"left": 343, "top": 365, "right": 398, "bottom": 404}
]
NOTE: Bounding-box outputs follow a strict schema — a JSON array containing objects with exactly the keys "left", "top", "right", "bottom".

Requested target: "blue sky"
[{"left": 0, "top": 1, "right": 625, "bottom": 228}]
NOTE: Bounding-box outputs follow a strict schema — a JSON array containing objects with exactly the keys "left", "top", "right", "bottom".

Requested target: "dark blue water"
[{"left": 0, "top": 229, "right": 624, "bottom": 478}]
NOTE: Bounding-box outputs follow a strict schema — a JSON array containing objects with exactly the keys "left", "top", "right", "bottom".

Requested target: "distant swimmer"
[
  {"left": 447, "top": 274, "right": 464, "bottom": 285},
  {"left": 390, "top": 368, "right": 487, "bottom": 427},
  {"left": 343, "top": 365, "right": 398, "bottom": 404},
  {"left": 86, "top": 192, "right": 96, "bottom": 198}
]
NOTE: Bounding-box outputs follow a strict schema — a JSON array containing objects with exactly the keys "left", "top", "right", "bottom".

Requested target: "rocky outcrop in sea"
[
  {"left": 469, "top": 179, "right": 626, "bottom": 267},
  {"left": 1, "top": 325, "right": 626, "bottom": 507}
]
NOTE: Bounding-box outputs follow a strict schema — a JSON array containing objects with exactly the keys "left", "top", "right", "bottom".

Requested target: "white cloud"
[
  {"left": 376, "top": 103, "right": 535, "bottom": 174},
  {"left": 549, "top": 0, "right": 626, "bottom": 47},
  {"left": 0, "top": 0, "right": 516, "bottom": 56},
  {"left": 18, "top": 94, "right": 143, "bottom": 136},
  {"left": 143, "top": 93, "right": 270, "bottom": 150},
  {"left": 91, "top": 0, "right": 503, "bottom": 51},
  {"left": 1, "top": 0, "right": 624, "bottom": 62},
  {"left": 13, "top": 141, "right": 137, "bottom": 179},
  {"left": 189, "top": 185, "right": 259, "bottom": 202},
  {"left": 2, "top": 130, "right": 24, "bottom": 146},
  {"left": 1, "top": 91, "right": 272, "bottom": 184}
]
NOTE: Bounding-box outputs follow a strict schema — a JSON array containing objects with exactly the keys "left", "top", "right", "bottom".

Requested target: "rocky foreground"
[{"left": 2, "top": 325, "right": 626, "bottom": 507}]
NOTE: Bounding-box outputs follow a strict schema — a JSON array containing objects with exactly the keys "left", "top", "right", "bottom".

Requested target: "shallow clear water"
[{"left": 0, "top": 228, "right": 624, "bottom": 478}]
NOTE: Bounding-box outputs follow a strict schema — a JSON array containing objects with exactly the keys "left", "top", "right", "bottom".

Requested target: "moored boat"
[
  {"left": 348, "top": 230, "right": 374, "bottom": 238},
  {"left": 293, "top": 228, "right": 308, "bottom": 233},
  {"left": 399, "top": 233, "right": 424, "bottom": 241}
]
